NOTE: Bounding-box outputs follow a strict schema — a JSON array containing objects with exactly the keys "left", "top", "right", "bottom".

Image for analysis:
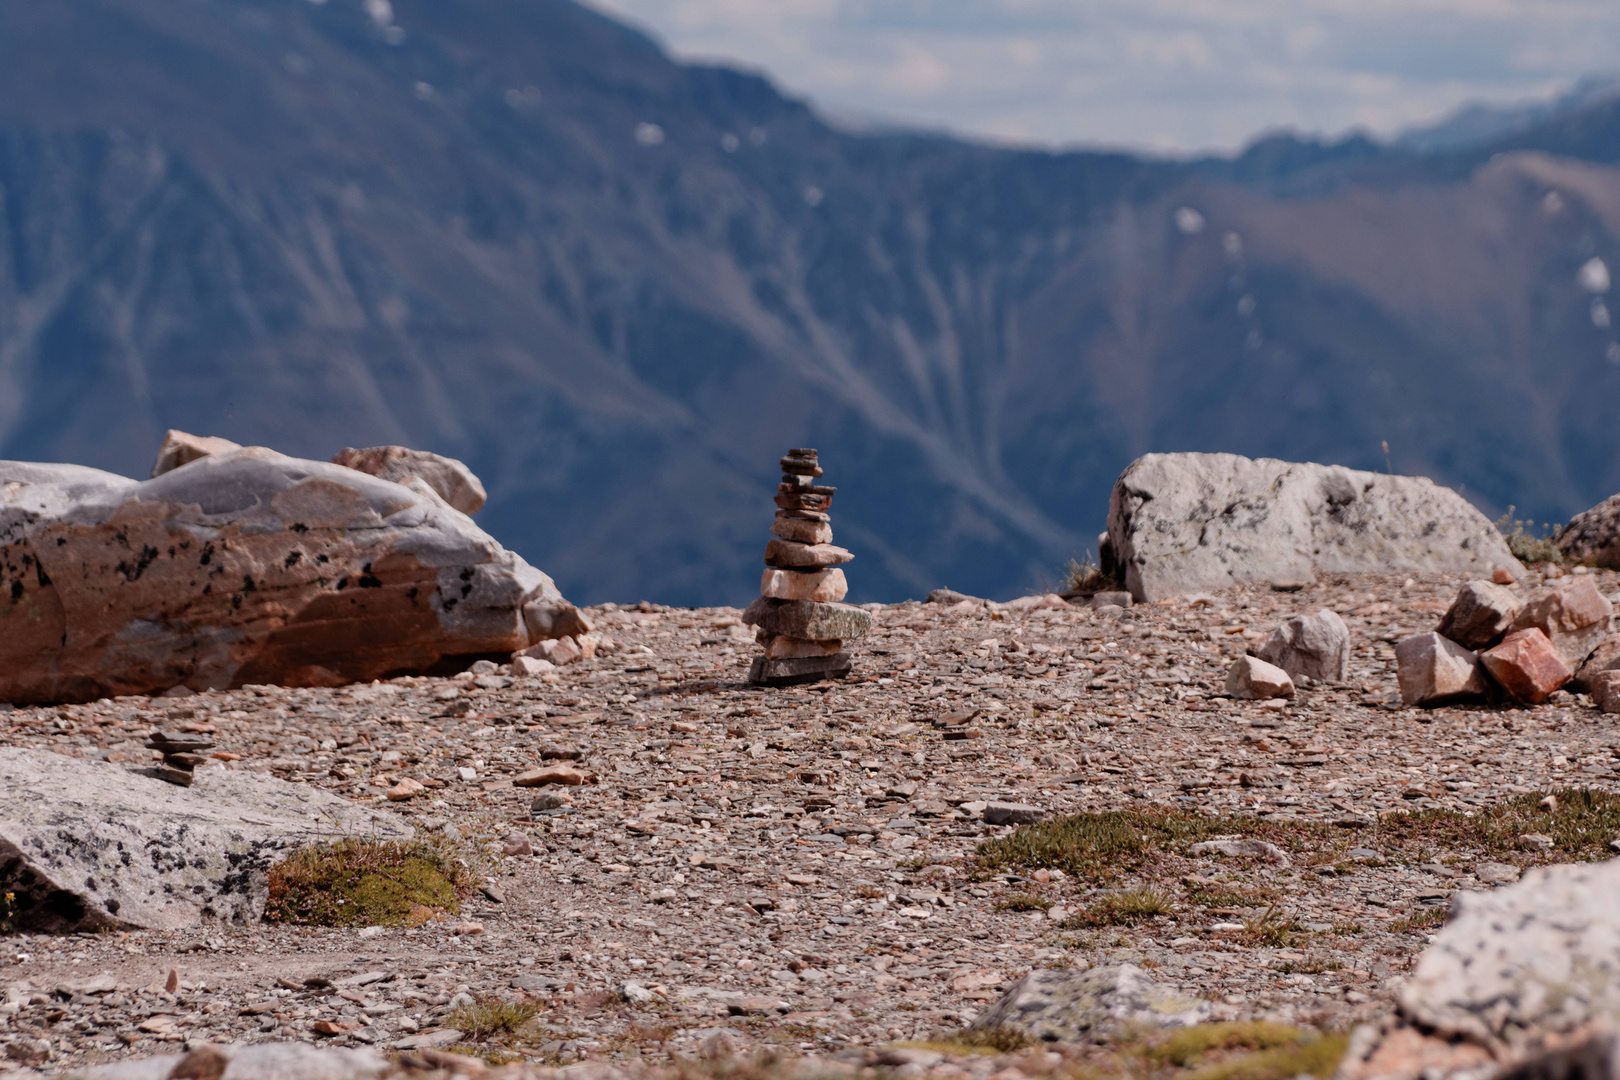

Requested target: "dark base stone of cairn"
[
  {"left": 144, "top": 729, "right": 215, "bottom": 787},
  {"left": 748, "top": 653, "right": 853, "bottom": 687}
]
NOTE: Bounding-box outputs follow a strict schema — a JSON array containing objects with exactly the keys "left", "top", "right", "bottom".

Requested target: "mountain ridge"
[{"left": 2, "top": 0, "right": 1618, "bottom": 605}]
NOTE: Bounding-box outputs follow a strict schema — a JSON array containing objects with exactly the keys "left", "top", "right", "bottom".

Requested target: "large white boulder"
[
  {"left": 0, "top": 445, "right": 566, "bottom": 702},
  {"left": 1103, "top": 453, "right": 1521, "bottom": 602}
]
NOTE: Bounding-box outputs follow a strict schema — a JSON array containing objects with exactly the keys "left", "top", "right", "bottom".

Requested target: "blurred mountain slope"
[{"left": 2, "top": 0, "right": 1618, "bottom": 604}]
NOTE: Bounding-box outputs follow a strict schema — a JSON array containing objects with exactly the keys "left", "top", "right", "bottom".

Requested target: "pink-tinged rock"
[
  {"left": 517, "top": 636, "right": 582, "bottom": 666},
  {"left": 1481, "top": 628, "right": 1572, "bottom": 704},
  {"left": 771, "top": 516, "right": 833, "bottom": 545},
  {"left": 1436, "top": 580, "right": 1522, "bottom": 650},
  {"left": 510, "top": 655, "right": 555, "bottom": 677},
  {"left": 150, "top": 430, "right": 242, "bottom": 478},
  {"left": 512, "top": 764, "right": 589, "bottom": 787},
  {"left": 1574, "top": 633, "right": 1620, "bottom": 692},
  {"left": 1224, "top": 655, "right": 1295, "bottom": 699},
  {"left": 761, "top": 636, "right": 844, "bottom": 660},
  {"left": 1510, "top": 577, "right": 1612, "bottom": 665},
  {"left": 0, "top": 446, "right": 565, "bottom": 704},
  {"left": 761, "top": 567, "right": 848, "bottom": 602},
  {"left": 331, "top": 444, "right": 487, "bottom": 516},
  {"left": 1395, "top": 632, "right": 1488, "bottom": 707},
  {"left": 763, "top": 538, "right": 854, "bottom": 570},
  {"left": 1588, "top": 670, "right": 1620, "bottom": 713}
]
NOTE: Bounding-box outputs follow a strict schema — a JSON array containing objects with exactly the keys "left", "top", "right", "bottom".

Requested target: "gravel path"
[{"left": 3, "top": 568, "right": 1617, "bottom": 1071}]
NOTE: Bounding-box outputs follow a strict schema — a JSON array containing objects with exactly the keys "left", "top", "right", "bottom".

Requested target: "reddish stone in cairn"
[{"left": 1480, "top": 628, "right": 1572, "bottom": 704}]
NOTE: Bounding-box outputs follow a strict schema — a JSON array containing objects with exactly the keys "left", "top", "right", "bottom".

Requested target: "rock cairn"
[
  {"left": 743, "top": 448, "right": 873, "bottom": 686},
  {"left": 145, "top": 729, "right": 215, "bottom": 787}
]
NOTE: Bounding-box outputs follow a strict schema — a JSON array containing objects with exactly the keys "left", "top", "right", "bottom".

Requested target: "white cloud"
[{"left": 584, "top": 0, "right": 1620, "bottom": 152}]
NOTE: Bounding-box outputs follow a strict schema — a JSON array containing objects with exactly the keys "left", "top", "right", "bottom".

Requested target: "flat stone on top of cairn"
[{"left": 744, "top": 448, "right": 872, "bottom": 686}]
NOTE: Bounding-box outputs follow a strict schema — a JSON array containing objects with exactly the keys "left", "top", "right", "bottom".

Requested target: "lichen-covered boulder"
[
  {"left": 0, "top": 747, "right": 410, "bottom": 932},
  {"left": 971, "top": 964, "right": 1208, "bottom": 1041},
  {"left": 0, "top": 446, "right": 566, "bottom": 702}
]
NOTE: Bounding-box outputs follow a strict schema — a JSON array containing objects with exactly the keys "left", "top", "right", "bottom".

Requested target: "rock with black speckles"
[{"left": 0, "top": 747, "right": 411, "bottom": 933}]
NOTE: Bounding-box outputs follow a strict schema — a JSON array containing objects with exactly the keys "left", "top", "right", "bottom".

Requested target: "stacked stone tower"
[{"left": 744, "top": 448, "right": 873, "bottom": 686}]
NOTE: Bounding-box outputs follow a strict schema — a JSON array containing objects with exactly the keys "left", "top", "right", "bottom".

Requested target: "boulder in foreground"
[
  {"left": 1103, "top": 453, "right": 1521, "bottom": 602},
  {"left": 971, "top": 964, "right": 1208, "bottom": 1041},
  {"left": 1342, "top": 857, "right": 1620, "bottom": 1080},
  {"left": 68, "top": 1041, "right": 389, "bottom": 1080},
  {"left": 0, "top": 747, "right": 410, "bottom": 932},
  {"left": 0, "top": 444, "right": 567, "bottom": 702}
]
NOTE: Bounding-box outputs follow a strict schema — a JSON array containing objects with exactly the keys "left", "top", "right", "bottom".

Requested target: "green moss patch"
[
  {"left": 264, "top": 837, "right": 477, "bottom": 927},
  {"left": 976, "top": 790, "right": 1620, "bottom": 883}
]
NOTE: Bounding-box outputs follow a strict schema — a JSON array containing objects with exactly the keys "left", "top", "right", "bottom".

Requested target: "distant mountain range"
[{"left": 3, "top": 0, "right": 1620, "bottom": 606}]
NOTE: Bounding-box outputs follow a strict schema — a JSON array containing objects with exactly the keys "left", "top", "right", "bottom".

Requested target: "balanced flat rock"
[
  {"left": 763, "top": 538, "right": 854, "bottom": 570},
  {"left": 769, "top": 517, "right": 833, "bottom": 545},
  {"left": 760, "top": 567, "right": 848, "bottom": 602},
  {"left": 1103, "top": 453, "right": 1522, "bottom": 602},
  {"left": 742, "top": 598, "right": 873, "bottom": 641},
  {"left": 0, "top": 747, "right": 410, "bottom": 932},
  {"left": 747, "top": 653, "right": 852, "bottom": 687}
]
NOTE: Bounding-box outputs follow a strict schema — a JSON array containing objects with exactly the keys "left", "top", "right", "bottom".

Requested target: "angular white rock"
[
  {"left": 1396, "top": 631, "right": 1488, "bottom": 706},
  {"left": 1225, "top": 655, "right": 1295, "bottom": 699},
  {"left": 1256, "top": 609, "right": 1350, "bottom": 682}
]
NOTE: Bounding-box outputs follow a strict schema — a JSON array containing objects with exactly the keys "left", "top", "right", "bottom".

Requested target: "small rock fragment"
[
  {"left": 1225, "top": 655, "right": 1295, "bottom": 699},
  {"left": 982, "top": 802, "right": 1044, "bottom": 826},
  {"left": 386, "top": 778, "right": 425, "bottom": 801},
  {"left": 512, "top": 764, "right": 588, "bottom": 787}
]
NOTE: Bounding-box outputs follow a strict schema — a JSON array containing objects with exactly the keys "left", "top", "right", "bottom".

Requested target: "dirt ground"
[{"left": 3, "top": 567, "right": 1617, "bottom": 1074}]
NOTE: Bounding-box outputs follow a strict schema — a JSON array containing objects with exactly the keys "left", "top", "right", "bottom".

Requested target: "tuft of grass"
[
  {"left": 1238, "top": 904, "right": 1301, "bottom": 948},
  {"left": 1375, "top": 789, "right": 1620, "bottom": 866},
  {"left": 444, "top": 996, "right": 541, "bottom": 1042},
  {"left": 263, "top": 836, "right": 478, "bottom": 927},
  {"left": 1184, "top": 1032, "right": 1347, "bottom": 1080},
  {"left": 1151, "top": 1022, "right": 1310, "bottom": 1068},
  {"left": 1063, "top": 554, "right": 1123, "bottom": 595},
  {"left": 926, "top": 1027, "right": 1032, "bottom": 1054},
  {"left": 996, "top": 893, "right": 1053, "bottom": 912},
  {"left": 0, "top": 891, "right": 16, "bottom": 935},
  {"left": 975, "top": 808, "right": 1330, "bottom": 882},
  {"left": 1390, "top": 907, "right": 1449, "bottom": 934},
  {"left": 1186, "top": 884, "right": 1279, "bottom": 909},
  {"left": 1496, "top": 509, "right": 1565, "bottom": 566},
  {"left": 977, "top": 791, "right": 1620, "bottom": 884},
  {"left": 1065, "top": 887, "right": 1172, "bottom": 928}
]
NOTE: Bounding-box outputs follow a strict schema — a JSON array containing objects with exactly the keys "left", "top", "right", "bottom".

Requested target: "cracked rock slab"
[{"left": 0, "top": 747, "right": 410, "bottom": 933}]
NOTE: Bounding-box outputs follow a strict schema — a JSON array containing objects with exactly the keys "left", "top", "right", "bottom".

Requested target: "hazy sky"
[{"left": 586, "top": 0, "right": 1620, "bottom": 154}]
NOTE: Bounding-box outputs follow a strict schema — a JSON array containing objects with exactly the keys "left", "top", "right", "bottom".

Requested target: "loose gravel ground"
[{"left": 4, "top": 568, "right": 1619, "bottom": 1073}]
